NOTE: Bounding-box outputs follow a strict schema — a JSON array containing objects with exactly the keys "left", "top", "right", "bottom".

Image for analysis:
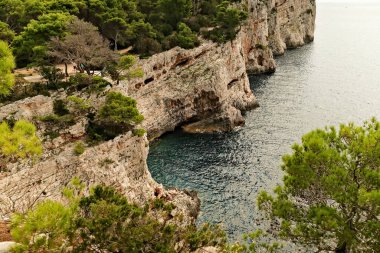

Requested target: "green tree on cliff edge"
[
  {"left": 258, "top": 118, "right": 380, "bottom": 252},
  {"left": 0, "top": 40, "right": 15, "bottom": 96},
  {"left": 10, "top": 180, "right": 226, "bottom": 252}
]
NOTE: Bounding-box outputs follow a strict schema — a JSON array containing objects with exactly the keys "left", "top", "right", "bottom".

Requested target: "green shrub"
[
  {"left": 40, "top": 66, "right": 65, "bottom": 89},
  {"left": 43, "top": 131, "right": 60, "bottom": 140},
  {"left": 99, "top": 158, "right": 114, "bottom": 167},
  {"left": 107, "top": 55, "right": 144, "bottom": 85},
  {"left": 185, "top": 15, "right": 211, "bottom": 33},
  {"left": 69, "top": 74, "right": 110, "bottom": 92},
  {"left": 89, "top": 76, "right": 111, "bottom": 92},
  {"left": 66, "top": 96, "right": 92, "bottom": 115},
  {"left": 132, "top": 128, "right": 146, "bottom": 137},
  {"left": 86, "top": 119, "right": 128, "bottom": 143},
  {"left": 152, "top": 198, "right": 175, "bottom": 213},
  {"left": 98, "top": 92, "right": 144, "bottom": 126},
  {"left": 86, "top": 92, "right": 144, "bottom": 142},
  {"left": 0, "top": 120, "right": 42, "bottom": 165},
  {"left": 73, "top": 141, "right": 85, "bottom": 156},
  {"left": 255, "top": 43, "right": 267, "bottom": 50},
  {"left": 10, "top": 184, "right": 227, "bottom": 253},
  {"left": 38, "top": 114, "right": 75, "bottom": 127},
  {"left": 86, "top": 121, "right": 108, "bottom": 143},
  {"left": 11, "top": 200, "right": 73, "bottom": 253},
  {"left": 176, "top": 22, "right": 200, "bottom": 49},
  {"left": 0, "top": 81, "right": 51, "bottom": 104},
  {"left": 53, "top": 99, "right": 69, "bottom": 116}
]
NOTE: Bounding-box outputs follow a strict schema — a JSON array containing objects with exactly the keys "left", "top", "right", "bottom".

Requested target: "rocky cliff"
[
  {"left": 0, "top": 130, "right": 199, "bottom": 226},
  {"left": 120, "top": 0, "right": 316, "bottom": 137},
  {"left": 0, "top": 0, "right": 315, "bottom": 227}
]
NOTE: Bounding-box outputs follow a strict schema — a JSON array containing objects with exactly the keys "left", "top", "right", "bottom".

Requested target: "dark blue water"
[{"left": 148, "top": 2, "right": 380, "bottom": 240}]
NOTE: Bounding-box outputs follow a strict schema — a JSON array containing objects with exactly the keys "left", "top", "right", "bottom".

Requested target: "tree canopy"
[
  {"left": 258, "top": 118, "right": 380, "bottom": 252},
  {"left": 1, "top": 0, "right": 247, "bottom": 66},
  {"left": 48, "top": 18, "right": 117, "bottom": 75},
  {"left": 12, "top": 12, "right": 73, "bottom": 66},
  {"left": 0, "top": 40, "right": 15, "bottom": 96},
  {"left": 0, "top": 21, "right": 15, "bottom": 43},
  {"left": 107, "top": 55, "right": 144, "bottom": 85}
]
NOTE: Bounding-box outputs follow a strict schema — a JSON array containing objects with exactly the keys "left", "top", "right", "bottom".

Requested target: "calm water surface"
[{"left": 148, "top": 2, "right": 380, "bottom": 240}]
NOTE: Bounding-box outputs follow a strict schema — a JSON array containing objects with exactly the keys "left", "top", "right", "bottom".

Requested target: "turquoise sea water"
[{"left": 148, "top": 2, "right": 380, "bottom": 240}]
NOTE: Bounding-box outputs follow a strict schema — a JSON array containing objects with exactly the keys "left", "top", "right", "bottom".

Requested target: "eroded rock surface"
[
  {"left": 0, "top": 133, "right": 199, "bottom": 226},
  {"left": 0, "top": 95, "right": 53, "bottom": 121}
]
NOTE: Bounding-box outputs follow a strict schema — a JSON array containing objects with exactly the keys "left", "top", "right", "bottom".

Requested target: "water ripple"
[{"left": 148, "top": 3, "right": 380, "bottom": 241}]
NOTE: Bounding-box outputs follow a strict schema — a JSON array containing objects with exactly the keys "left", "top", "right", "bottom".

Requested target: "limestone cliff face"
[
  {"left": 0, "top": 132, "right": 199, "bottom": 225},
  {"left": 122, "top": 42, "right": 258, "bottom": 138},
  {"left": 122, "top": 0, "right": 316, "bottom": 136},
  {"left": 267, "top": 0, "right": 316, "bottom": 55}
]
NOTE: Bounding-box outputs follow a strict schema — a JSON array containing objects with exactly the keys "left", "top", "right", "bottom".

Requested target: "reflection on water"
[{"left": 147, "top": 2, "right": 380, "bottom": 240}]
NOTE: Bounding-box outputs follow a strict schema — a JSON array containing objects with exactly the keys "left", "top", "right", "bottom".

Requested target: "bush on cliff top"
[
  {"left": 10, "top": 181, "right": 227, "bottom": 253},
  {"left": 0, "top": 120, "right": 42, "bottom": 168},
  {"left": 98, "top": 92, "right": 144, "bottom": 125},
  {"left": 86, "top": 92, "right": 144, "bottom": 142}
]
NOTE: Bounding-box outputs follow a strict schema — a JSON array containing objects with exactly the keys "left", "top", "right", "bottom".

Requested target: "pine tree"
[
  {"left": 258, "top": 118, "right": 380, "bottom": 252},
  {"left": 0, "top": 40, "right": 15, "bottom": 96}
]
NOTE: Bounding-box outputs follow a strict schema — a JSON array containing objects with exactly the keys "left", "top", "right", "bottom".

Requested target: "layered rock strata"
[
  {"left": 122, "top": 0, "right": 316, "bottom": 136},
  {"left": 0, "top": 132, "right": 199, "bottom": 226}
]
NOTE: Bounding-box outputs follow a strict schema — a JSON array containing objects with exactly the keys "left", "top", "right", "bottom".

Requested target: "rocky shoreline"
[{"left": 0, "top": 0, "right": 315, "bottom": 235}]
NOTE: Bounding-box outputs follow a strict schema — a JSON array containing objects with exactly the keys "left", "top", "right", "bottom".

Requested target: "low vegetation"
[
  {"left": 133, "top": 128, "right": 147, "bottom": 137},
  {"left": 73, "top": 141, "right": 85, "bottom": 156},
  {"left": 10, "top": 180, "right": 226, "bottom": 253},
  {"left": 0, "top": 120, "right": 42, "bottom": 169},
  {"left": 68, "top": 74, "right": 111, "bottom": 92},
  {"left": 98, "top": 92, "right": 144, "bottom": 126}
]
